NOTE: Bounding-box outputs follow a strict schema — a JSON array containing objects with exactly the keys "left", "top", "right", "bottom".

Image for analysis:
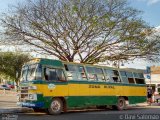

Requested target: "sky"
[
  {"left": 0, "top": 0, "right": 160, "bottom": 69},
  {"left": 126, "top": 0, "right": 160, "bottom": 68},
  {"left": 129, "top": 0, "right": 160, "bottom": 27},
  {"left": 0, "top": 0, "right": 20, "bottom": 12},
  {"left": 0, "top": 0, "right": 159, "bottom": 27}
]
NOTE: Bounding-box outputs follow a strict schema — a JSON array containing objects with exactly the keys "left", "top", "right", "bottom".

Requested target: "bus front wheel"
[
  {"left": 47, "top": 98, "right": 63, "bottom": 115},
  {"left": 116, "top": 97, "right": 126, "bottom": 111}
]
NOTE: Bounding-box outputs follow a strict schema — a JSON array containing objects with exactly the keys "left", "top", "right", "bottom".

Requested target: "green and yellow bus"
[{"left": 17, "top": 58, "right": 147, "bottom": 114}]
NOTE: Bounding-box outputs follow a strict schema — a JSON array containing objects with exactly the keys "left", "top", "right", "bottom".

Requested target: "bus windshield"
[{"left": 20, "top": 64, "right": 42, "bottom": 81}]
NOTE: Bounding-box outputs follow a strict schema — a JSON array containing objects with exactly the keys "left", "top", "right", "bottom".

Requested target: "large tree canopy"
[
  {"left": 1, "top": 0, "right": 160, "bottom": 64},
  {"left": 0, "top": 52, "right": 31, "bottom": 83}
]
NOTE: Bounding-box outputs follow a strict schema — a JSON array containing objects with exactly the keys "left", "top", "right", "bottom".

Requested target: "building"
[{"left": 145, "top": 66, "right": 160, "bottom": 94}]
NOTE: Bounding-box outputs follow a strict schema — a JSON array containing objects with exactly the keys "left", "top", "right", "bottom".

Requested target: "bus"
[{"left": 17, "top": 58, "right": 147, "bottom": 114}]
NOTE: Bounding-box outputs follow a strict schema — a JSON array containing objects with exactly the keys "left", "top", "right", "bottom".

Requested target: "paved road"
[
  {"left": 0, "top": 91, "right": 18, "bottom": 108},
  {"left": 1, "top": 107, "right": 160, "bottom": 120},
  {"left": 1, "top": 92, "right": 160, "bottom": 120}
]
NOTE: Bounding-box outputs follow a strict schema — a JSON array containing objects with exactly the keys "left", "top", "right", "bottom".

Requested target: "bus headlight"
[
  {"left": 28, "top": 86, "right": 37, "bottom": 90},
  {"left": 29, "top": 94, "right": 37, "bottom": 100}
]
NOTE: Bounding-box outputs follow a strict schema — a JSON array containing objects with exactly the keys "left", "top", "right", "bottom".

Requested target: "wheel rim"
[
  {"left": 51, "top": 100, "right": 61, "bottom": 112},
  {"left": 119, "top": 99, "right": 124, "bottom": 108}
]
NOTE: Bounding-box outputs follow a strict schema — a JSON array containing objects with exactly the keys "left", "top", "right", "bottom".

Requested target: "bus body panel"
[
  {"left": 18, "top": 58, "right": 147, "bottom": 110},
  {"left": 24, "top": 81, "right": 146, "bottom": 108}
]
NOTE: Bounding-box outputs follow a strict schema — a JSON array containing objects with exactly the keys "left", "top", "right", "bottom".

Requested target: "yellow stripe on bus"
[{"left": 32, "top": 84, "right": 146, "bottom": 97}]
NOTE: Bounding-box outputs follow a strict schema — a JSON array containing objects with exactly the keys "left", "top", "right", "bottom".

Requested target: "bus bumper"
[{"left": 17, "top": 102, "right": 44, "bottom": 108}]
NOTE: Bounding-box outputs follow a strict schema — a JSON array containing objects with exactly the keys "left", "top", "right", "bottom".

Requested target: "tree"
[
  {"left": 0, "top": 52, "right": 31, "bottom": 84},
  {"left": 1, "top": 0, "right": 160, "bottom": 64}
]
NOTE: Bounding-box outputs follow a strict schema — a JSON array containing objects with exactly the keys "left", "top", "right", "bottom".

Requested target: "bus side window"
[
  {"left": 104, "top": 69, "right": 110, "bottom": 82},
  {"left": 86, "top": 67, "right": 97, "bottom": 81},
  {"left": 135, "top": 78, "right": 145, "bottom": 84},
  {"left": 120, "top": 71, "right": 128, "bottom": 83},
  {"left": 95, "top": 68, "right": 105, "bottom": 82},
  {"left": 134, "top": 73, "right": 145, "bottom": 84},
  {"left": 64, "top": 64, "right": 72, "bottom": 80},
  {"left": 78, "top": 66, "right": 87, "bottom": 80},
  {"left": 126, "top": 72, "right": 135, "bottom": 84},
  {"left": 44, "top": 68, "right": 49, "bottom": 80},
  {"left": 44, "top": 68, "right": 57, "bottom": 81},
  {"left": 105, "top": 69, "right": 121, "bottom": 83},
  {"left": 112, "top": 70, "right": 121, "bottom": 82},
  {"left": 56, "top": 69, "right": 66, "bottom": 81},
  {"left": 44, "top": 67, "right": 66, "bottom": 81},
  {"left": 64, "top": 64, "right": 78, "bottom": 80}
]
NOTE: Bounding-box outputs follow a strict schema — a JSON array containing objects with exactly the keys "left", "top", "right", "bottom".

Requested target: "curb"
[
  {"left": 135, "top": 104, "right": 149, "bottom": 107},
  {"left": 0, "top": 107, "right": 33, "bottom": 114},
  {"left": 127, "top": 103, "right": 149, "bottom": 108},
  {"left": 129, "top": 103, "right": 160, "bottom": 108}
]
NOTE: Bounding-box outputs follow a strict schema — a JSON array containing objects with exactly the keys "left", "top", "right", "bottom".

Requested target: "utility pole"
[{"left": 146, "top": 66, "right": 151, "bottom": 87}]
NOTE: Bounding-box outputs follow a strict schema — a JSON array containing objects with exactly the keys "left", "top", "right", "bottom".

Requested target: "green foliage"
[{"left": 0, "top": 52, "right": 31, "bottom": 82}]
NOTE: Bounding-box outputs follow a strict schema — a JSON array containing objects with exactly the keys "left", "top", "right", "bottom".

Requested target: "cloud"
[
  {"left": 155, "top": 26, "right": 160, "bottom": 29},
  {"left": 155, "top": 26, "right": 160, "bottom": 35},
  {"left": 137, "top": 0, "right": 160, "bottom": 5},
  {"left": 147, "top": 0, "right": 160, "bottom": 4}
]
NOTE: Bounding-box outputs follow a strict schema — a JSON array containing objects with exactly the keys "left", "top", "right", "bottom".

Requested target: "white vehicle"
[{"left": 0, "top": 85, "right": 11, "bottom": 90}]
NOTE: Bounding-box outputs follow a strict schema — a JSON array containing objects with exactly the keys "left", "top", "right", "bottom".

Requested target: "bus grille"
[{"left": 19, "top": 86, "right": 29, "bottom": 102}]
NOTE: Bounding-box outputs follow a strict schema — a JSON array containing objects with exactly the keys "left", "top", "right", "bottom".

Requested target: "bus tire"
[
  {"left": 47, "top": 98, "right": 63, "bottom": 115},
  {"left": 116, "top": 97, "right": 126, "bottom": 111}
]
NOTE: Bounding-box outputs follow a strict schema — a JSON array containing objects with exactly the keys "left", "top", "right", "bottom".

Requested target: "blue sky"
[
  {"left": 129, "top": 0, "right": 160, "bottom": 27},
  {"left": 0, "top": 0, "right": 159, "bottom": 27},
  {"left": 0, "top": 0, "right": 19, "bottom": 11}
]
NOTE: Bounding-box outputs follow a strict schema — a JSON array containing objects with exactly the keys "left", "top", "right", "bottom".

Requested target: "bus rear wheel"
[
  {"left": 116, "top": 97, "right": 126, "bottom": 110},
  {"left": 47, "top": 98, "right": 63, "bottom": 115}
]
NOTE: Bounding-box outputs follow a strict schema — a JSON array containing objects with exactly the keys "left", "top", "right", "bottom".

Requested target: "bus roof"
[{"left": 27, "top": 58, "right": 144, "bottom": 73}]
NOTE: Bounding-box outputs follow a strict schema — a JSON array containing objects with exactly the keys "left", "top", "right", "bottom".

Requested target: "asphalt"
[
  {"left": 0, "top": 107, "right": 33, "bottom": 114},
  {"left": 0, "top": 102, "right": 159, "bottom": 114}
]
